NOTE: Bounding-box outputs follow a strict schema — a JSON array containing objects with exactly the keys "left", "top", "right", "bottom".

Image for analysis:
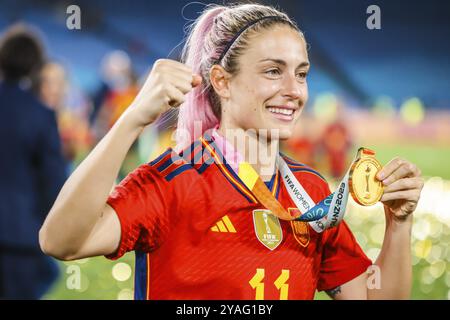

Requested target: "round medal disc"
[{"left": 349, "top": 149, "right": 384, "bottom": 206}]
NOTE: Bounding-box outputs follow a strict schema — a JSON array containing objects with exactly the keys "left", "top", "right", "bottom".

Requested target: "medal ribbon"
[{"left": 238, "top": 151, "right": 362, "bottom": 233}]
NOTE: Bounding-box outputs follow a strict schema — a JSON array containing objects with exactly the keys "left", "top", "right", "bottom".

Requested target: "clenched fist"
[{"left": 127, "top": 59, "right": 202, "bottom": 128}]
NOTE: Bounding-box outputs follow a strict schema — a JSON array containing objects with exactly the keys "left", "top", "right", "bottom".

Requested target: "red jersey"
[{"left": 106, "top": 132, "right": 371, "bottom": 300}]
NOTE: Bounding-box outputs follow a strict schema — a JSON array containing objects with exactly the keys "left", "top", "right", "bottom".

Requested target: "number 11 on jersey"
[{"left": 249, "top": 268, "right": 290, "bottom": 300}]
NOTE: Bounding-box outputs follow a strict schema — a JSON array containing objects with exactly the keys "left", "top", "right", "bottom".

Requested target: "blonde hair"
[{"left": 176, "top": 3, "right": 302, "bottom": 150}]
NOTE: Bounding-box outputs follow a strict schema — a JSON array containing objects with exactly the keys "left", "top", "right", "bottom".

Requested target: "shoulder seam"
[{"left": 148, "top": 149, "right": 193, "bottom": 181}]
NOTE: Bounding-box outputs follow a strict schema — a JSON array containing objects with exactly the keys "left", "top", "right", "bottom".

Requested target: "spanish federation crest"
[
  {"left": 253, "top": 209, "right": 283, "bottom": 250},
  {"left": 288, "top": 208, "right": 310, "bottom": 247}
]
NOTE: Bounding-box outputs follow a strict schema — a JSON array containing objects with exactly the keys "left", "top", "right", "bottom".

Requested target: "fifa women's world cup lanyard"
[{"left": 238, "top": 147, "right": 384, "bottom": 238}]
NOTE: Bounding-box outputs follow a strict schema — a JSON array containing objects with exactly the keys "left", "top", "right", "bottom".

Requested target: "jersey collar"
[{"left": 200, "top": 131, "right": 280, "bottom": 203}]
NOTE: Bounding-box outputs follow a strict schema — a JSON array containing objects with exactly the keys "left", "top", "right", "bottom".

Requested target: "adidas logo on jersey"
[{"left": 210, "top": 215, "right": 236, "bottom": 233}]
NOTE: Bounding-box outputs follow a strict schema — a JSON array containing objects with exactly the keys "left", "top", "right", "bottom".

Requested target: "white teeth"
[{"left": 268, "top": 107, "right": 294, "bottom": 116}]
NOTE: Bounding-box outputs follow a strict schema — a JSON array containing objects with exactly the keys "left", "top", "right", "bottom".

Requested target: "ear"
[{"left": 210, "top": 64, "right": 231, "bottom": 99}]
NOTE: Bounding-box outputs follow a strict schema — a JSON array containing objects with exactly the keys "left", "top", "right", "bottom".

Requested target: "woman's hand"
[
  {"left": 126, "top": 59, "right": 202, "bottom": 128},
  {"left": 377, "top": 157, "right": 424, "bottom": 222}
]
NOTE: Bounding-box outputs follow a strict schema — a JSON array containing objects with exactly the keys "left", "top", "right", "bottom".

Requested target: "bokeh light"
[
  {"left": 112, "top": 262, "right": 132, "bottom": 282},
  {"left": 400, "top": 97, "right": 425, "bottom": 125},
  {"left": 372, "top": 96, "right": 396, "bottom": 119},
  {"left": 313, "top": 93, "right": 338, "bottom": 122},
  {"left": 117, "top": 288, "right": 134, "bottom": 300}
]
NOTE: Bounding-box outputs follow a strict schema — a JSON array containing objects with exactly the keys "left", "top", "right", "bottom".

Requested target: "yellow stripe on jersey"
[
  {"left": 238, "top": 162, "right": 259, "bottom": 189},
  {"left": 272, "top": 171, "right": 279, "bottom": 196},
  {"left": 210, "top": 215, "right": 237, "bottom": 233},
  {"left": 222, "top": 215, "right": 236, "bottom": 233},
  {"left": 216, "top": 220, "right": 228, "bottom": 232}
]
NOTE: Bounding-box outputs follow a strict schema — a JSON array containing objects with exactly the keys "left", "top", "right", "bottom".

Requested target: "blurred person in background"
[
  {"left": 283, "top": 113, "right": 317, "bottom": 167},
  {"left": 318, "top": 103, "right": 353, "bottom": 179},
  {"left": 92, "top": 50, "right": 139, "bottom": 139},
  {"left": 92, "top": 50, "right": 140, "bottom": 178},
  {"left": 0, "top": 23, "right": 66, "bottom": 299},
  {"left": 39, "top": 61, "right": 93, "bottom": 171}
]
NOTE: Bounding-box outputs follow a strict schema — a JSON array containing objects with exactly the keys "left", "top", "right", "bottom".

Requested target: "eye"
[
  {"left": 296, "top": 71, "right": 308, "bottom": 81},
  {"left": 265, "top": 68, "right": 281, "bottom": 76}
]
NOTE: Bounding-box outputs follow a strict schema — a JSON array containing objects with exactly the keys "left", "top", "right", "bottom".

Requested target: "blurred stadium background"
[{"left": 1, "top": 0, "right": 449, "bottom": 299}]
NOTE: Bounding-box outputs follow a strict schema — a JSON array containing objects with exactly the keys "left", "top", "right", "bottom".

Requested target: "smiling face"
[{"left": 218, "top": 24, "right": 309, "bottom": 140}]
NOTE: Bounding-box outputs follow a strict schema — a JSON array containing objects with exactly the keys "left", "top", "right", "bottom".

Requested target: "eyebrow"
[{"left": 258, "top": 58, "right": 310, "bottom": 69}]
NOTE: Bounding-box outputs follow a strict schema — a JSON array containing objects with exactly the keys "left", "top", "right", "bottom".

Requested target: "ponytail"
[{"left": 175, "top": 6, "right": 225, "bottom": 151}]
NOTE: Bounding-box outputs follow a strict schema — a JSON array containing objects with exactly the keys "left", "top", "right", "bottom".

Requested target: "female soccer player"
[{"left": 40, "top": 3, "right": 424, "bottom": 300}]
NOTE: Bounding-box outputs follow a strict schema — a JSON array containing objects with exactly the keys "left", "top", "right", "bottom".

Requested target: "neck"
[{"left": 217, "top": 125, "right": 279, "bottom": 181}]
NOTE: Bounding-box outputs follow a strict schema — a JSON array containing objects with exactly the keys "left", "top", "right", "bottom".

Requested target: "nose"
[{"left": 281, "top": 74, "right": 303, "bottom": 101}]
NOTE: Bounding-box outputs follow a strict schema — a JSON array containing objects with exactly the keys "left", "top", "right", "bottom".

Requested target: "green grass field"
[
  {"left": 44, "top": 142, "right": 450, "bottom": 300},
  {"left": 370, "top": 143, "right": 450, "bottom": 180}
]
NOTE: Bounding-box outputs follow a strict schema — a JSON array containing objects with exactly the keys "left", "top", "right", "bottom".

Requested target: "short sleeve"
[
  {"left": 105, "top": 163, "right": 177, "bottom": 260},
  {"left": 316, "top": 183, "right": 373, "bottom": 291}
]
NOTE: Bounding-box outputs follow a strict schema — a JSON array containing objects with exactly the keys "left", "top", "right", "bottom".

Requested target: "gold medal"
[{"left": 349, "top": 148, "right": 384, "bottom": 206}]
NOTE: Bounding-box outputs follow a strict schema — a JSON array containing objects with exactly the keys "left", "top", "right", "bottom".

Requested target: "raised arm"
[{"left": 39, "top": 59, "right": 201, "bottom": 261}]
